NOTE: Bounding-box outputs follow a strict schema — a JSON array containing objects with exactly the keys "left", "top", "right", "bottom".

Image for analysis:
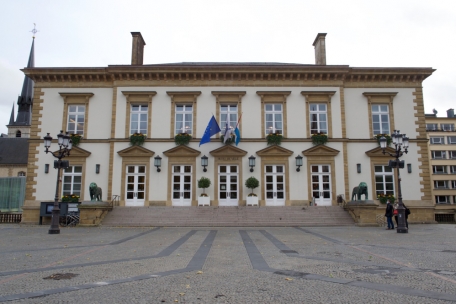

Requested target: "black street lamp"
[
  {"left": 379, "top": 130, "right": 409, "bottom": 234},
  {"left": 44, "top": 130, "right": 73, "bottom": 235}
]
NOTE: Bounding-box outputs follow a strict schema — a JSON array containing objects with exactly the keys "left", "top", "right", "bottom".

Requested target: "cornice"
[{"left": 22, "top": 65, "right": 435, "bottom": 86}]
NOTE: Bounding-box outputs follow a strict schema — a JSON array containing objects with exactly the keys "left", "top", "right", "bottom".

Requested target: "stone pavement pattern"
[{"left": 1, "top": 224, "right": 456, "bottom": 303}]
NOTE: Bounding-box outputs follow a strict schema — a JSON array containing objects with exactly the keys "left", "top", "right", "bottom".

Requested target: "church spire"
[
  {"left": 9, "top": 104, "right": 15, "bottom": 125},
  {"left": 14, "top": 33, "right": 35, "bottom": 125}
]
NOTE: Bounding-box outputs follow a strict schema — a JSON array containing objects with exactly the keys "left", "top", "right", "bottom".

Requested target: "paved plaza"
[{"left": 1, "top": 224, "right": 456, "bottom": 303}]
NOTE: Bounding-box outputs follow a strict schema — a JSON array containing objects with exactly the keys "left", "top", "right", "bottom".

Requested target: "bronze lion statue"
[
  {"left": 351, "top": 182, "right": 368, "bottom": 201},
  {"left": 89, "top": 182, "right": 102, "bottom": 202}
]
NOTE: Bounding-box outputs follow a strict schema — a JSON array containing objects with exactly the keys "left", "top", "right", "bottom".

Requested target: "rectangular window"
[
  {"left": 374, "top": 165, "right": 395, "bottom": 197},
  {"left": 448, "top": 136, "right": 456, "bottom": 144},
  {"left": 433, "top": 165, "right": 447, "bottom": 174},
  {"left": 309, "top": 104, "right": 327, "bottom": 134},
  {"left": 372, "top": 105, "right": 390, "bottom": 135},
  {"left": 436, "top": 196, "right": 450, "bottom": 204},
  {"left": 220, "top": 105, "right": 238, "bottom": 134},
  {"left": 265, "top": 104, "right": 283, "bottom": 135},
  {"left": 434, "top": 180, "right": 449, "bottom": 189},
  {"left": 62, "top": 166, "right": 82, "bottom": 196},
  {"left": 430, "top": 137, "right": 445, "bottom": 144},
  {"left": 451, "top": 166, "right": 456, "bottom": 174},
  {"left": 67, "top": 105, "right": 85, "bottom": 135},
  {"left": 432, "top": 151, "right": 446, "bottom": 159},
  {"left": 175, "top": 105, "right": 193, "bottom": 135},
  {"left": 449, "top": 151, "right": 456, "bottom": 159},
  {"left": 441, "top": 124, "right": 454, "bottom": 131},
  {"left": 426, "top": 123, "right": 438, "bottom": 131},
  {"left": 451, "top": 181, "right": 456, "bottom": 188},
  {"left": 130, "top": 105, "right": 148, "bottom": 135}
]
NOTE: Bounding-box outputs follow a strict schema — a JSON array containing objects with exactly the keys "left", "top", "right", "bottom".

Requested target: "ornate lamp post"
[
  {"left": 379, "top": 130, "right": 409, "bottom": 234},
  {"left": 44, "top": 131, "right": 73, "bottom": 234}
]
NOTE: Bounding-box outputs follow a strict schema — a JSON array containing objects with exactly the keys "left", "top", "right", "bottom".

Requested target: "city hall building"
[{"left": 21, "top": 32, "right": 435, "bottom": 223}]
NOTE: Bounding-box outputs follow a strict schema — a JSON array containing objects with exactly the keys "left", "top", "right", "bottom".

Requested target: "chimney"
[
  {"left": 447, "top": 108, "right": 454, "bottom": 118},
  {"left": 312, "top": 33, "right": 327, "bottom": 65},
  {"left": 131, "top": 32, "right": 146, "bottom": 65}
]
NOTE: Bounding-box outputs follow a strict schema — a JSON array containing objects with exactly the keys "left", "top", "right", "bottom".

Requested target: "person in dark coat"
[
  {"left": 403, "top": 203, "right": 410, "bottom": 229},
  {"left": 385, "top": 200, "right": 394, "bottom": 230}
]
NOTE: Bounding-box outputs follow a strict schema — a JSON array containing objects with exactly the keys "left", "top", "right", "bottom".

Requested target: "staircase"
[{"left": 101, "top": 206, "right": 354, "bottom": 227}]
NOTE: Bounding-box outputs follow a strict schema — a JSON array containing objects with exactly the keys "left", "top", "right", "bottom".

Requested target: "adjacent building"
[{"left": 20, "top": 32, "right": 435, "bottom": 224}]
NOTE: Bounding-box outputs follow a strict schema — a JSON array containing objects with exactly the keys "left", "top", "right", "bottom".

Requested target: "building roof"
[{"left": 0, "top": 138, "right": 29, "bottom": 165}]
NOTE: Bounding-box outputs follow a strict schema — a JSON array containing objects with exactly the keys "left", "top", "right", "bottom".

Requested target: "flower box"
[
  {"left": 266, "top": 133, "right": 283, "bottom": 146},
  {"left": 61, "top": 194, "right": 80, "bottom": 203},
  {"left": 70, "top": 134, "right": 82, "bottom": 146},
  {"left": 130, "top": 133, "right": 146, "bottom": 146},
  {"left": 377, "top": 193, "right": 396, "bottom": 204},
  {"left": 311, "top": 133, "right": 328, "bottom": 146},
  {"left": 375, "top": 134, "right": 392, "bottom": 147},
  {"left": 174, "top": 133, "right": 192, "bottom": 146}
]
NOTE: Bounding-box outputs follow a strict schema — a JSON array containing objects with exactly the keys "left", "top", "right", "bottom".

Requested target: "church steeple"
[
  {"left": 7, "top": 26, "right": 37, "bottom": 138},
  {"left": 14, "top": 38, "right": 34, "bottom": 125}
]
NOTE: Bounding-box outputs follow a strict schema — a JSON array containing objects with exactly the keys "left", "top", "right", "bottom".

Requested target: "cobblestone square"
[{"left": 1, "top": 224, "right": 456, "bottom": 303}]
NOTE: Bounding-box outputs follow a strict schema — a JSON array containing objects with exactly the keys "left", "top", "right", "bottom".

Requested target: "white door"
[
  {"left": 172, "top": 165, "right": 192, "bottom": 206},
  {"left": 311, "top": 165, "right": 332, "bottom": 206},
  {"left": 219, "top": 165, "right": 238, "bottom": 206},
  {"left": 125, "top": 165, "right": 146, "bottom": 206},
  {"left": 265, "top": 165, "right": 285, "bottom": 206}
]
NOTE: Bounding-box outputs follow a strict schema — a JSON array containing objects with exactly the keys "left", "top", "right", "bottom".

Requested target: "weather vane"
[{"left": 30, "top": 23, "right": 38, "bottom": 38}]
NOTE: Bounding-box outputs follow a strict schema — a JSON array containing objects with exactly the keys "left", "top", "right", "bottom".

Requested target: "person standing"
[
  {"left": 393, "top": 201, "right": 399, "bottom": 226},
  {"left": 385, "top": 200, "right": 394, "bottom": 230},
  {"left": 403, "top": 203, "right": 410, "bottom": 229}
]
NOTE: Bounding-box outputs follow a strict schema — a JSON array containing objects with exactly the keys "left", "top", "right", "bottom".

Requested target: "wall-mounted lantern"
[
  {"left": 154, "top": 155, "right": 162, "bottom": 172},
  {"left": 295, "top": 155, "right": 303, "bottom": 172},
  {"left": 248, "top": 155, "right": 256, "bottom": 172},
  {"left": 201, "top": 155, "right": 208, "bottom": 172}
]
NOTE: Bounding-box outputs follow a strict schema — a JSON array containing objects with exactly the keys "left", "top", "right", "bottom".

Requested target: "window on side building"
[
  {"left": 432, "top": 151, "right": 446, "bottom": 159},
  {"left": 433, "top": 165, "right": 447, "bottom": 174},
  {"left": 448, "top": 136, "right": 456, "bottom": 144},
  {"left": 374, "top": 165, "right": 395, "bottom": 197},
  {"left": 426, "top": 123, "right": 439, "bottom": 131},
  {"left": 434, "top": 180, "right": 449, "bottom": 189},
  {"left": 430, "top": 137, "right": 445, "bottom": 145},
  {"left": 372, "top": 105, "right": 390, "bottom": 135},
  {"left": 436, "top": 196, "right": 450, "bottom": 204},
  {"left": 441, "top": 124, "right": 455, "bottom": 131}
]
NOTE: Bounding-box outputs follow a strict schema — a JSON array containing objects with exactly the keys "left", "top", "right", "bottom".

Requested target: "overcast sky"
[{"left": 1, "top": 0, "right": 455, "bottom": 135}]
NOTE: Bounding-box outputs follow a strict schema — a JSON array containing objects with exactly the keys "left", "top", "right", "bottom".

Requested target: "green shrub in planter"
[
  {"left": 245, "top": 176, "right": 259, "bottom": 197},
  {"left": 130, "top": 133, "right": 146, "bottom": 146},
  {"left": 62, "top": 194, "right": 80, "bottom": 203},
  {"left": 198, "top": 177, "right": 211, "bottom": 197},
  {"left": 375, "top": 134, "right": 392, "bottom": 147},
  {"left": 266, "top": 133, "right": 283, "bottom": 146},
  {"left": 311, "top": 133, "right": 328, "bottom": 146},
  {"left": 70, "top": 134, "right": 82, "bottom": 147},
  {"left": 174, "top": 133, "right": 192, "bottom": 146}
]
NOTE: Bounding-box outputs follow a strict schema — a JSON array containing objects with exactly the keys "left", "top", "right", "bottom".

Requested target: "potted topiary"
[
  {"left": 197, "top": 177, "right": 211, "bottom": 206},
  {"left": 245, "top": 176, "right": 259, "bottom": 206}
]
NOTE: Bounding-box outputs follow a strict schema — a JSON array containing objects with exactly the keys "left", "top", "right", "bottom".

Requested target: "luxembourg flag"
[{"left": 234, "top": 113, "right": 242, "bottom": 146}]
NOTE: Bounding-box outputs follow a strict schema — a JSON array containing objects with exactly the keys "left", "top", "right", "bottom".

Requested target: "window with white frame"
[
  {"left": 432, "top": 151, "right": 446, "bottom": 159},
  {"left": 372, "top": 105, "right": 390, "bottom": 135},
  {"left": 433, "top": 165, "right": 447, "bottom": 174},
  {"left": 426, "top": 123, "right": 438, "bottom": 131},
  {"left": 309, "top": 103, "right": 327, "bottom": 134},
  {"left": 265, "top": 104, "right": 283, "bottom": 135},
  {"left": 434, "top": 180, "right": 449, "bottom": 189},
  {"left": 436, "top": 196, "right": 450, "bottom": 204},
  {"left": 130, "top": 105, "right": 148, "bottom": 135},
  {"left": 220, "top": 105, "right": 238, "bottom": 134},
  {"left": 430, "top": 137, "right": 445, "bottom": 144},
  {"left": 449, "top": 151, "right": 456, "bottom": 159},
  {"left": 67, "top": 105, "right": 85, "bottom": 135},
  {"left": 374, "top": 165, "right": 395, "bottom": 197},
  {"left": 451, "top": 181, "right": 456, "bottom": 188},
  {"left": 17, "top": 171, "right": 26, "bottom": 177},
  {"left": 451, "top": 166, "right": 456, "bottom": 174},
  {"left": 441, "top": 124, "right": 455, "bottom": 131},
  {"left": 62, "top": 166, "right": 82, "bottom": 196},
  {"left": 448, "top": 136, "right": 456, "bottom": 144},
  {"left": 175, "top": 105, "right": 193, "bottom": 135}
]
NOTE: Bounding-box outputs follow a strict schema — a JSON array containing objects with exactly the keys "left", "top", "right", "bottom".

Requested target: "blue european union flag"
[{"left": 199, "top": 115, "right": 221, "bottom": 146}]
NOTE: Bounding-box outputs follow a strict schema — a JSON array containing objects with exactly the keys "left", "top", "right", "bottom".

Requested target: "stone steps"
[{"left": 101, "top": 206, "right": 355, "bottom": 227}]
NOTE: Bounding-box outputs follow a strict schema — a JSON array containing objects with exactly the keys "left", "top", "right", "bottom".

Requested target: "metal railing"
[{"left": 0, "top": 213, "right": 22, "bottom": 223}]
